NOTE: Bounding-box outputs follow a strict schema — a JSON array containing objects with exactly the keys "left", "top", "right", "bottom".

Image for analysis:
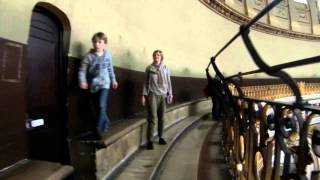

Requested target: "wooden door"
[{"left": 26, "top": 8, "right": 68, "bottom": 163}]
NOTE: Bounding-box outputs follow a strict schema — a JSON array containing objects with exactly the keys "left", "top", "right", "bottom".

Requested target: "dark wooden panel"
[
  {"left": 0, "top": 133, "right": 26, "bottom": 169},
  {"left": 0, "top": 38, "right": 27, "bottom": 170},
  {"left": 0, "top": 42, "right": 23, "bottom": 82},
  {"left": 27, "top": 37, "right": 57, "bottom": 109}
]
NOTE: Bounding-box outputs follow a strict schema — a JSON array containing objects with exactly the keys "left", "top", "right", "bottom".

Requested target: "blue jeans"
[{"left": 91, "top": 88, "right": 110, "bottom": 134}]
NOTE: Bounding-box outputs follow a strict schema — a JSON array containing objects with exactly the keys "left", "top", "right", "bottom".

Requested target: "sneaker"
[
  {"left": 147, "top": 141, "right": 154, "bottom": 150},
  {"left": 159, "top": 138, "right": 167, "bottom": 145}
]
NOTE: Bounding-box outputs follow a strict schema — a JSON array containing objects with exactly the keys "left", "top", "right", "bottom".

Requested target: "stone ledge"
[{"left": 0, "top": 160, "right": 73, "bottom": 180}]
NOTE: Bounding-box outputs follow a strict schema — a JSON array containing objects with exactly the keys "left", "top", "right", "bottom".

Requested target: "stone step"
[{"left": 0, "top": 160, "right": 73, "bottom": 180}]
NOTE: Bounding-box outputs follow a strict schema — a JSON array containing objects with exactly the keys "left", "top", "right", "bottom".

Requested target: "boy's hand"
[
  {"left": 112, "top": 81, "right": 118, "bottom": 89},
  {"left": 80, "top": 82, "right": 88, "bottom": 89},
  {"left": 141, "top": 96, "right": 146, "bottom": 106},
  {"left": 167, "top": 95, "right": 173, "bottom": 104}
]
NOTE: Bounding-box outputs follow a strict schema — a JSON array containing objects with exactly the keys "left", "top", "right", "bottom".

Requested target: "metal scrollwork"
[{"left": 205, "top": 0, "right": 320, "bottom": 178}]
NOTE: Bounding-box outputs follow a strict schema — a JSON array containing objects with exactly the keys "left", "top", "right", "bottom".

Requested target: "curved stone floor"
[
  {"left": 112, "top": 115, "right": 231, "bottom": 180},
  {"left": 155, "top": 120, "right": 231, "bottom": 180},
  {"left": 113, "top": 113, "right": 207, "bottom": 180}
]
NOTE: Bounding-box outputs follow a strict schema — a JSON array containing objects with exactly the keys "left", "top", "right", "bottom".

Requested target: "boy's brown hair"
[{"left": 91, "top": 32, "right": 108, "bottom": 43}]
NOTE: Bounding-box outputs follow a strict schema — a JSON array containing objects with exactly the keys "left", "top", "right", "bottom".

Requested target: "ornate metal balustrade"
[
  {"left": 205, "top": 0, "right": 320, "bottom": 179},
  {"left": 229, "top": 82, "right": 320, "bottom": 100}
]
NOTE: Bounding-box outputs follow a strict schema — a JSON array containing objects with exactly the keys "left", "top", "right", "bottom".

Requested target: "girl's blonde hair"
[{"left": 153, "top": 50, "right": 164, "bottom": 61}]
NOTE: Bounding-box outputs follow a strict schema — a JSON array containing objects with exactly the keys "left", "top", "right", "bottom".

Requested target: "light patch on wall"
[{"left": 293, "top": 0, "right": 308, "bottom": 4}]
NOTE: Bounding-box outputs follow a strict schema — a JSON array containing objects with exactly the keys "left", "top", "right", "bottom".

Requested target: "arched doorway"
[{"left": 26, "top": 4, "right": 70, "bottom": 163}]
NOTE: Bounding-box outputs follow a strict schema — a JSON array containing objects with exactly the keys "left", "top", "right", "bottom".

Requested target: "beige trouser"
[{"left": 147, "top": 94, "right": 166, "bottom": 142}]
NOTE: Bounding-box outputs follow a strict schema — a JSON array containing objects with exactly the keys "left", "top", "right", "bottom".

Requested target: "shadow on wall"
[
  {"left": 67, "top": 42, "right": 84, "bottom": 92},
  {"left": 72, "top": 42, "right": 85, "bottom": 59},
  {"left": 108, "top": 67, "right": 144, "bottom": 120},
  {"left": 108, "top": 51, "right": 144, "bottom": 120},
  {"left": 182, "top": 67, "right": 190, "bottom": 75},
  {"left": 172, "top": 75, "right": 207, "bottom": 103},
  {"left": 67, "top": 42, "right": 93, "bottom": 135}
]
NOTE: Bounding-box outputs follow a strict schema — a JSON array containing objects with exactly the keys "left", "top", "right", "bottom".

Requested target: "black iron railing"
[{"left": 206, "top": 0, "right": 320, "bottom": 179}]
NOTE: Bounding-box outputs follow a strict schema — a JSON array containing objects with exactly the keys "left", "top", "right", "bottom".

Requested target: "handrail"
[
  {"left": 226, "top": 55, "right": 320, "bottom": 80},
  {"left": 240, "top": 27, "right": 303, "bottom": 104},
  {"left": 206, "top": 0, "right": 282, "bottom": 69}
]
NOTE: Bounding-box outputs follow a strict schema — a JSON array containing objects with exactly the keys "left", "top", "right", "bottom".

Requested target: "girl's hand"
[
  {"left": 80, "top": 82, "right": 88, "bottom": 89},
  {"left": 141, "top": 96, "right": 146, "bottom": 106}
]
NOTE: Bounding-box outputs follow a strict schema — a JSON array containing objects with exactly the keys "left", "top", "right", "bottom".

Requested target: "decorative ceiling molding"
[{"left": 199, "top": 0, "right": 320, "bottom": 41}]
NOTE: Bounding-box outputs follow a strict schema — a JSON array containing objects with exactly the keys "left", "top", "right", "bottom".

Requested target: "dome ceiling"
[{"left": 200, "top": 0, "right": 320, "bottom": 41}]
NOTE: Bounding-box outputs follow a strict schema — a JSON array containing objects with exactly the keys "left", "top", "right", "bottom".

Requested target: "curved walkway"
[
  {"left": 155, "top": 120, "right": 231, "bottom": 180},
  {"left": 112, "top": 113, "right": 207, "bottom": 180},
  {"left": 155, "top": 119, "right": 214, "bottom": 180},
  {"left": 112, "top": 115, "right": 231, "bottom": 180},
  {"left": 197, "top": 121, "right": 231, "bottom": 180}
]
